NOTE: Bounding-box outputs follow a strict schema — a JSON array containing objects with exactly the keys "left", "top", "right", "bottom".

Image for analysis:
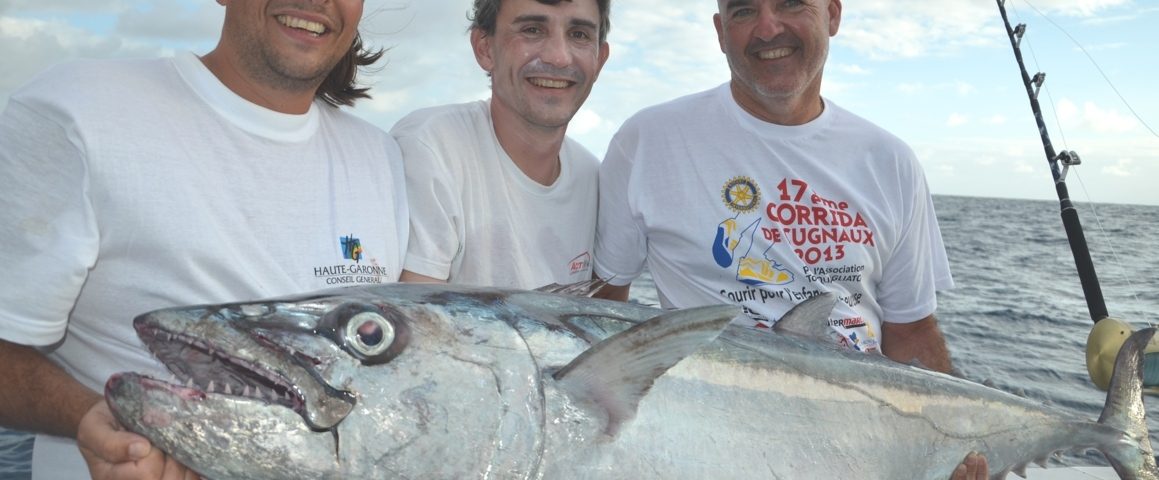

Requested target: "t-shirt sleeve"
[
  {"left": 0, "top": 96, "right": 99, "bottom": 346},
  {"left": 593, "top": 131, "right": 648, "bottom": 286},
  {"left": 394, "top": 131, "right": 461, "bottom": 280},
  {"left": 876, "top": 156, "right": 954, "bottom": 324}
]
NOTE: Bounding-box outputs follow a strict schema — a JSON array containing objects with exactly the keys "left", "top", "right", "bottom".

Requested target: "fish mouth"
[
  {"left": 109, "top": 307, "right": 357, "bottom": 432},
  {"left": 134, "top": 323, "right": 308, "bottom": 412}
]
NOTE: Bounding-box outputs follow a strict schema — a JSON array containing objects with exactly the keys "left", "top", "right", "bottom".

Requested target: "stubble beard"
[
  {"left": 727, "top": 43, "right": 828, "bottom": 103},
  {"left": 236, "top": 30, "right": 342, "bottom": 95}
]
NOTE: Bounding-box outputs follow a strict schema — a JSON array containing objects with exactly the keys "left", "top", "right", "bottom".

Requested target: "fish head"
[{"left": 105, "top": 287, "right": 546, "bottom": 478}]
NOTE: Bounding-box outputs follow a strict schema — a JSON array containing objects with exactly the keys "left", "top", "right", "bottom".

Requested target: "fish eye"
[
  {"left": 345, "top": 311, "right": 394, "bottom": 357},
  {"left": 318, "top": 301, "right": 410, "bottom": 365}
]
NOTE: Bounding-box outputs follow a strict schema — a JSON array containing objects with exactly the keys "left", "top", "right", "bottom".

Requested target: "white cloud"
[
  {"left": 0, "top": 16, "right": 158, "bottom": 99},
  {"left": 1100, "top": 158, "right": 1134, "bottom": 177},
  {"left": 833, "top": 63, "right": 871, "bottom": 75},
  {"left": 947, "top": 113, "right": 970, "bottom": 127},
  {"left": 569, "top": 108, "right": 603, "bottom": 136},
  {"left": 955, "top": 81, "right": 976, "bottom": 96},
  {"left": 114, "top": 0, "right": 222, "bottom": 40},
  {"left": 834, "top": 0, "right": 1134, "bottom": 61},
  {"left": 1051, "top": 98, "right": 1137, "bottom": 133},
  {"left": 1082, "top": 101, "right": 1138, "bottom": 133}
]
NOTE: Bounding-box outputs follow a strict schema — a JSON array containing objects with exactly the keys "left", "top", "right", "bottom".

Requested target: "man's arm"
[
  {"left": 592, "top": 282, "right": 631, "bottom": 302},
  {"left": 0, "top": 340, "right": 99, "bottom": 437},
  {"left": 400, "top": 270, "right": 447, "bottom": 284},
  {"left": 0, "top": 340, "right": 194, "bottom": 479},
  {"left": 880, "top": 314, "right": 953, "bottom": 374}
]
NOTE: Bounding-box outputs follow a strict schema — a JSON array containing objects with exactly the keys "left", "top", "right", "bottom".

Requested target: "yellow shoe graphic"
[
  {"left": 712, "top": 218, "right": 740, "bottom": 268},
  {"left": 737, "top": 258, "right": 793, "bottom": 286}
]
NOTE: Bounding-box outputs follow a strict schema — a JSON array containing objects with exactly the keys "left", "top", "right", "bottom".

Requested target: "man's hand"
[
  {"left": 950, "top": 451, "right": 988, "bottom": 480},
  {"left": 77, "top": 400, "right": 200, "bottom": 480}
]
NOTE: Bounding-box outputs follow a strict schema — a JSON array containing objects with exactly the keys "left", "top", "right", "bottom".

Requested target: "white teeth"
[
  {"left": 277, "top": 15, "right": 326, "bottom": 36},
  {"left": 758, "top": 47, "right": 794, "bottom": 60},
  {"left": 207, "top": 380, "right": 217, "bottom": 393},
  {"left": 530, "top": 78, "right": 570, "bottom": 89}
]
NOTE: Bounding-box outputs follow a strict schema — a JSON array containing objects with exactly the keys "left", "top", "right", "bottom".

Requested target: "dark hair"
[
  {"left": 469, "top": 0, "right": 611, "bottom": 43},
  {"left": 316, "top": 33, "right": 384, "bottom": 108}
]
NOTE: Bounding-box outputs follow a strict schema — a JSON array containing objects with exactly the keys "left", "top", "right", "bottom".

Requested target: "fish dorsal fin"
[
  {"left": 534, "top": 278, "right": 609, "bottom": 298},
  {"left": 771, "top": 292, "right": 838, "bottom": 340},
  {"left": 552, "top": 304, "right": 741, "bottom": 437}
]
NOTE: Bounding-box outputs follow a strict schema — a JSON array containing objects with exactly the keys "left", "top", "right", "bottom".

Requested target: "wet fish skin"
[{"left": 104, "top": 283, "right": 1158, "bottom": 479}]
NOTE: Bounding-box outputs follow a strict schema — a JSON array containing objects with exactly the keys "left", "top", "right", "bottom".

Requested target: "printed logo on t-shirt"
[
  {"left": 569, "top": 252, "right": 592, "bottom": 276},
  {"left": 710, "top": 176, "right": 880, "bottom": 352},
  {"left": 341, "top": 234, "right": 363, "bottom": 262},
  {"left": 721, "top": 175, "right": 761, "bottom": 213},
  {"left": 311, "top": 233, "right": 391, "bottom": 286}
]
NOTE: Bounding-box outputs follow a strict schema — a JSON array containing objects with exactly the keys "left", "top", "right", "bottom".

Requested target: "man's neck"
[
  {"left": 489, "top": 101, "right": 567, "bottom": 186},
  {"left": 730, "top": 82, "right": 824, "bottom": 126},
  {"left": 199, "top": 50, "right": 318, "bottom": 115}
]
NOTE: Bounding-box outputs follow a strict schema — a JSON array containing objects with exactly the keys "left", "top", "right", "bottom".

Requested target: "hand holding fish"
[
  {"left": 950, "top": 452, "right": 989, "bottom": 480},
  {"left": 77, "top": 401, "right": 200, "bottom": 480}
]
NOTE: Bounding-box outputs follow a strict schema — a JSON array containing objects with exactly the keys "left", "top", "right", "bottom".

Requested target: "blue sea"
[{"left": 2, "top": 195, "right": 1156, "bottom": 478}]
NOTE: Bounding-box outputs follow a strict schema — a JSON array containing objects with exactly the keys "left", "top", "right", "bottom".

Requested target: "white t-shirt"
[
  {"left": 0, "top": 52, "right": 408, "bottom": 479},
  {"left": 392, "top": 100, "right": 598, "bottom": 289},
  {"left": 595, "top": 83, "right": 953, "bottom": 351}
]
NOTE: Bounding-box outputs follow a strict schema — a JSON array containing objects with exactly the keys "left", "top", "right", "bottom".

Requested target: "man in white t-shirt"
[
  {"left": 393, "top": 0, "right": 610, "bottom": 289},
  {"left": 0, "top": 2, "right": 408, "bottom": 479},
  {"left": 593, "top": 1, "right": 986, "bottom": 478}
]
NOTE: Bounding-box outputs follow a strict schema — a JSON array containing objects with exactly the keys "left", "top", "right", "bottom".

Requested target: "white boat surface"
[{"left": 1024, "top": 465, "right": 1117, "bottom": 479}]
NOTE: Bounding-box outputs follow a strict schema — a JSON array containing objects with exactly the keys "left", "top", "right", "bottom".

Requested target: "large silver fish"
[{"left": 104, "top": 283, "right": 1158, "bottom": 479}]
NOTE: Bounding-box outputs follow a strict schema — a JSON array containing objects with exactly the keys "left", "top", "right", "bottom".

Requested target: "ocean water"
[{"left": 1, "top": 195, "right": 1156, "bottom": 478}]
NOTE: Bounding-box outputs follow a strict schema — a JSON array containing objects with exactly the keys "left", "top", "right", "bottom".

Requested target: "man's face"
[
  {"left": 714, "top": 0, "right": 841, "bottom": 103},
  {"left": 219, "top": 0, "right": 364, "bottom": 92},
  {"left": 473, "top": 0, "right": 610, "bottom": 130}
]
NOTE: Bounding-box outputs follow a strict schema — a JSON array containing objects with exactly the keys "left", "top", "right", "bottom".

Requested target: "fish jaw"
[
  {"left": 128, "top": 305, "right": 358, "bottom": 431},
  {"left": 105, "top": 373, "right": 340, "bottom": 479}
]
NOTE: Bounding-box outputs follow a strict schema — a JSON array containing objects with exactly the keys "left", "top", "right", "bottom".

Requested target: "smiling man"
[
  {"left": 393, "top": 0, "right": 610, "bottom": 289},
  {"left": 0, "top": 0, "right": 407, "bottom": 478},
  {"left": 592, "top": 2, "right": 984, "bottom": 476}
]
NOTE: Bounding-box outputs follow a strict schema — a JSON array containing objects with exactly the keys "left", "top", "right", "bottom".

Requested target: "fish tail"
[{"left": 1096, "top": 327, "right": 1159, "bottom": 480}]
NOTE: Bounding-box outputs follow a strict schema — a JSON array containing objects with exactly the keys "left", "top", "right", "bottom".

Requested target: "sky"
[{"left": 1, "top": 0, "right": 1156, "bottom": 206}]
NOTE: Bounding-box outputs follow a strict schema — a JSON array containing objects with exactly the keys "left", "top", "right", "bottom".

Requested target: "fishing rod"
[
  {"left": 995, "top": 0, "right": 1108, "bottom": 324},
  {"left": 992, "top": 0, "right": 1158, "bottom": 391}
]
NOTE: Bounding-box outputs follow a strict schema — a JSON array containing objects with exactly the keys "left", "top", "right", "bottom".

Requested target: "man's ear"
[
  {"left": 470, "top": 28, "right": 494, "bottom": 73},
  {"left": 714, "top": 14, "right": 725, "bottom": 54},
  {"left": 829, "top": 0, "right": 843, "bottom": 36}
]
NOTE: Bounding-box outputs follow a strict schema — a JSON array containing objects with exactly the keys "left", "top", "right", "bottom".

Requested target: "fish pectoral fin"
[
  {"left": 771, "top": 292, "right": 838, "bottom": 340},
  {"left": 552, "top": 304, "right": 741, "bottom": 437}
]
